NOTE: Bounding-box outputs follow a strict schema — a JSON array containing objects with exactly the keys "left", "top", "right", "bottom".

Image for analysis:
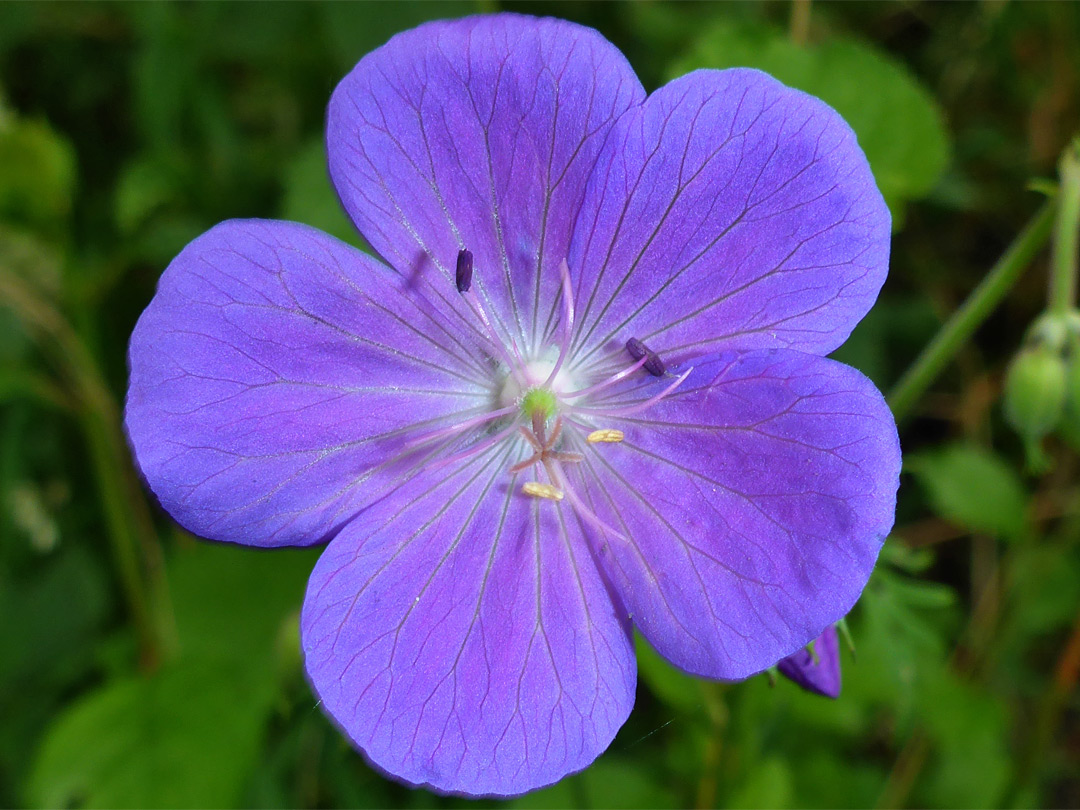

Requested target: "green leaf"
[
  {"left": 848, "top": 565, "right": 957, "bottom": 730},
  {"left": 168, "top": 540, "right": 319, "bottom": 665},
  {"left": 918, "top": 675, "right": 1010, "bottom": 807},
  {"left": 1002, "top": 544, "right": 1080, "bottom": 637},
  {"left": 906, "top": 444, "right": 1030, "bottom": 541},
  {"left": 114, "top": 156, "right": 179, "bottom": 235},
  {"left": 0, "top": 103, "right": 77, "bottom": 233},
  {"left": 511, "top": 755, "right": 677, "bottom": 810},
  {"left": 0, "top": 546, "right": 108, "bottom": 687},
  {"left": 668, "top": 20, "right": 950, "bottom": 226},
  {"left": 22, "top": 543, "right": 319, "bottom": 809},
  {"left": 279, "top": 137, "right": 365, "bottom": 249},
  {"left": 0, "top": 546, "right": 110, "bottom": 796},
  {"left": 319, "top": 2, "right": 479, "bottom": 73},
  {"left": 634, "top": 632, "right": 704, "bottom": 712},
  {"left": 724, "top": 757, "right": 793, "bottom": 809},
  {"left": 25, "top": 660, "right": 275, "bottom": 809}
]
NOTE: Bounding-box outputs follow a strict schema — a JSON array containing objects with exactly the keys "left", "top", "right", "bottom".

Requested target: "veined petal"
[
  {"left": 301, "top": 445, "right": 635, "bottom": 797},
  {"left": 326, "top": 13, "right": 644, "bottom": 354},
  {"left": 567, "top": 69, "right": 890, "bottom": 371},
  {"left": 572, "top": 349, "right": 899, "bottom": 679},
  {"left": 126, "top": 219, "right": 493, "bottom": 547}
]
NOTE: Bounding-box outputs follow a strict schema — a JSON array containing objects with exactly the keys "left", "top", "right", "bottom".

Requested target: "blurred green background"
[{"left": 1, "top": 1, "right": 1079, "bottom": 807}]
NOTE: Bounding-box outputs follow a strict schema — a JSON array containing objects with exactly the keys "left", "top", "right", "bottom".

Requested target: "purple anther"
[
  {"left": 644, "top": 353, "right": 666, "bottom": 377},
  {"left": 455, "top": 249, "right": 473, "bottom": 293},
  {"left": 625, "top": 337, "right": 665, "bottom": 377}
]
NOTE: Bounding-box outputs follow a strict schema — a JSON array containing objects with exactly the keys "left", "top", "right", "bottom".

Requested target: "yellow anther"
[
  {"left": 522, "top": 482, "right": 564, "bottom": 501},
  {"left": 586, "top": 428, "right": 624, "bottom": 444}
]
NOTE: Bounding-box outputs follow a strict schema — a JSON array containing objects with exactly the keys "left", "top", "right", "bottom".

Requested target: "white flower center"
[{"left": 498, "top": 357, "right": 577, "bottom": 410}]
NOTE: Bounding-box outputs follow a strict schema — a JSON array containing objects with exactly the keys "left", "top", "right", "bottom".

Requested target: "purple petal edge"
[
  {"left": 125, "top": 219, "right": 491, "bottom": 548},
  {"left": 326, "top": 13, "right": 645, "bottom": 355},
  {"left": 572, "top": 348, "right": 899, "bottom": 680},
  {"left": 301, "top": 450, "right": 635, "bottom": 797},
  {"left": 568, "top": 67, "right": 890, "bottom": 366}
]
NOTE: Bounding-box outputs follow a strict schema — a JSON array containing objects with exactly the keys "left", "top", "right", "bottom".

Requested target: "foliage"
[{"left": 1, "top": 2, "right": 1078, "bottom": 808}]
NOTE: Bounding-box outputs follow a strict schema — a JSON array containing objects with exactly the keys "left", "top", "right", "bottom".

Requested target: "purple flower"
[
  {"left": 125, "top": 13, "right": 900, "bottom": 797},
  {"left": 777, "top": 625, "right": 843, "bottom": 699}
]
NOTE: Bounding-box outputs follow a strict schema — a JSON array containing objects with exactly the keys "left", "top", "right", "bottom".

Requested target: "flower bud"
[
  {"left": 775, "top": 625, "right": 841, "bottom": 699},
  {"left": 1062, "top": 312, "right": 1080, "bottom": 425},
  {"left": 1003, "top": 343, "right": 1067, "bottom": 442}
]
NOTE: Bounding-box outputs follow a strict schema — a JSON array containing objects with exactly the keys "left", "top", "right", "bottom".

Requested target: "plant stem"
[
  {"left": 790, "top": 0, "right": 811, "bottom": 46},
  {"left": 0, "top": 271, "right": 177, "bottom": 668},
  {"left": 888, "top": 199, "right": 1057, "bottom": 424},
  {"left": 694, "top": 681, "right": 728, "bottom": 809},
  {"left": 1049, "top": 139, "right": 1080, "bottom": 315}
]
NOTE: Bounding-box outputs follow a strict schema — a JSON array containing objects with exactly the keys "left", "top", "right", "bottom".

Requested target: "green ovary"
[{"left": 520, "top": 387, "right": 557, "bottom": 420}]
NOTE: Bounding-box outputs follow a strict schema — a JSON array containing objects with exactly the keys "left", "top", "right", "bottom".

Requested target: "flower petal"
[
  {"left": 126, "top": 219, "right": 493, "bottom": 547},
  {"left": 567, "top": 68, "right": 890, "bottom": 369},
  {"left": 326, "top": 13, "right": 645, "bottom": 353},
  {"left": 776, "top": 625, "right": 842, "bottom": 698},
  {"left": 571, "top": 349, "right": 899, "bottom": 679},
  {"left": 301, "top": 446, "right": 635, "bottom": 797}
]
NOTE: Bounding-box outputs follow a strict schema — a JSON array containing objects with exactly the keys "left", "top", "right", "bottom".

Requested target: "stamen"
[
  {"left": 404, "top": 406, "right": 516, "bottom": 451},
  {"left": 625, "top": 337, "right": 666, "bottom": 377},
  {"left": 543, "top": 259, "right": 576, "bottom": 387},
  {"left": 455, "top": 248, "right": 473, "bottom": 292},
  {"left": 561, "top": 355, "right": 647, "bottom": 400},
  {"left": 522, "top": 481, "right": 564, "bottom": 501},
  {"left": 453, "top": 248, "right": 526, "bottom": 385},
  {"left": 427, "top": 423, "right": 519, "bottom": 471},
  {"left": 625, "top": 337, "right": 648, "bottom": 360},
  {"left": 547, "top": 460, "right": 627, "bottom": 541},
  {"left": 586, "top": 429, "right": 624, "bottom": 444},
  {"left": 575, "top": 367, "right": 693, "bottom": 417}
]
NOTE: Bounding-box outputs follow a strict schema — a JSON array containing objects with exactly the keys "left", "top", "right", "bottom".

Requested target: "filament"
[
  {"left": 543, "top": 259, "right": 576, "bottom": 387},
  {"left": 462, "top": 290, "right": 526, "bottom": 386},
  {"left": 560, "top": 355, "right": 648, "bottom": 400},
  {"left": 547, "top": 459, "right": 627, "bottom": 543},
  {"left": 573, "top": 367, "right": 693, "bottom": 417},
  {"left": 427, "top": 422, "right": 520, "bottom": 472}
]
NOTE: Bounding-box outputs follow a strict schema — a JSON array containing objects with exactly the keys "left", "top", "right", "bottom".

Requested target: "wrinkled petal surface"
[
  {"left": 126, "top": 219, "right": 493, "bottom": 547},
  {"left": 777, "top": 625, "right": 842, "bottom": 698},
  {"left": 566, "top": 68, "right": 890, "bottom": 371},
  {"left": 301, "top": 445, "right": 635, "bottom": 796},
  {"left": 571, "top": 349, "right": 899, "bottom": 679},
  {"left": 327, "top": 13, "right": 644, "bottom": 354}
]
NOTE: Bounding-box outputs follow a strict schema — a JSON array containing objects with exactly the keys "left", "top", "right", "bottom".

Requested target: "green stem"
[
  {"left": 888, "top": 199, "right": 1057, "bottom": 424},
  {"left": 0, "top": 272, "right": 177, "bottom": 668},
  {"left": 694, "top": 681, "right": 728, "bottom": 809},
  {"left": 1049, "top": 139, "right": 1080, "bottom": 316},
  {"left": 790, "top": 0, "right": 811, "bottom": 46}
]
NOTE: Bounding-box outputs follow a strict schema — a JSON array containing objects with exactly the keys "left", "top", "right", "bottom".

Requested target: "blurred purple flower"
[
  {"left": 777, "top": 625, "right": 843, "bottom": 699},
  {"left": 125, "top": 13, "right": 899, "bottom": 797}
]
